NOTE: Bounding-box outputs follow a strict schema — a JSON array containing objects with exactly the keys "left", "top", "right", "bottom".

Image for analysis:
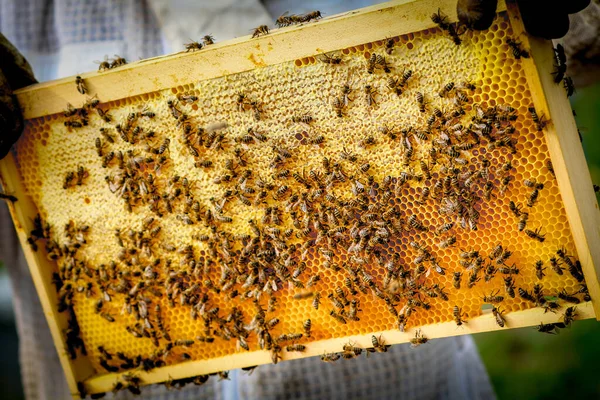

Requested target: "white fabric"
[{"left": 0, "top": 1, "right": 495, "bottom": 399}]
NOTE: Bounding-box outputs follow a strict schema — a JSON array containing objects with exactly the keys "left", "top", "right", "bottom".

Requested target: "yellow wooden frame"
[{"left": 2, "top": 0, "right": 599, "bottom": 397}]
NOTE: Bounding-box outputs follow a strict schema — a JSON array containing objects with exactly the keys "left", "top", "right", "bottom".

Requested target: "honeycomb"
[{"left": 12, "top": 11, "right": 587, "bottom": 391}]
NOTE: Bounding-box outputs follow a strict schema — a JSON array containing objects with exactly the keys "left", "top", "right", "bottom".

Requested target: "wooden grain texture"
[
  {"left": 0, "top": 153, "right": 96, "bottom": 399},
  {"left": 506, "top": 1, "right": 600, "bottom": 319},
  {"left": 13, "top": 0, "right": 505, "bottom": 120}
]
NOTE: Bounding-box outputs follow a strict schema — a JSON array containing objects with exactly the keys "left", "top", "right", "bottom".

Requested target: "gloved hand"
[
  {"left": 457, "top": 0, "right": 591, "bottom": 38},
  {"left": 0, "top": 33, "right": 37, "bottom": 160}
]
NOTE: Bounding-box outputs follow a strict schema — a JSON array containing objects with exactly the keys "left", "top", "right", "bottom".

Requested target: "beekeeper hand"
[
  {"left": 457, "top": 0, "right": 591, "bottom": 38},
  {"left": 0, "top": 32, "right": 37, "bottom": 160}
]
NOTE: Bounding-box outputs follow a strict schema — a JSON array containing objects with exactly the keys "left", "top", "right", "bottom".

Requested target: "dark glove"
[
  {"left": 0, "top": 33, "right": 37, "bottom": 160},
  {"left": 457, "top": 0, "right": 591, "bottom": 39}
]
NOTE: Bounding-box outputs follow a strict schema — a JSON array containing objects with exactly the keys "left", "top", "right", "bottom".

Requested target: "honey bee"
[
  {"left": 409, "top": 329, "right": 429, "bottom": 347},
  {"left": 517, "top": 213, "right": 529, "bottom": 232},
  {"left": 303, "top": 319, "right": 312, "bottom": 338},
  {"left": 329, "top": 310, "right": 347, "bottom": 324},
  {"left": 431, "top": 8, "right": 449, "bottom": 29},
  {"left": 453, "top": 271, "right": 462, "bottom": 289},
  {"left": 491, "top": 306, "right": 506, "bottom": 328},
  {"left": 563, "top": 306, "right": 578, "bottom": 327},
  {"left": 318, "top": 53, "right": 343, "bottom": 65},
  {"left": 63, "top": 171, "right": 75, "bottom": 189},
  {"left": 438, "top": 82, "right": 455, "bottom": 98},
  {"left": 503, "top": 276, "right": 515, "bottom": 298},
  {"left": 536, "top": 322, "right": 562, "bottom": 334},
  {"left": 301, "top": 10, "right": 322, "bottom": 22},
  {"left": 332, "top": 97, "right": 345, "bottom": 117},
  {"left": 110, "top": 55, "right": 127, "bottom": 68},
  {"left": 202, "top": 34, "right": 215, "bottom": 46},
  {"left": 506, "top": 38, "right": 530, "bottom": 59},
  {"left": 364, "top": 85, "right": 377, "bottom": 106},
  {"left": 408, "top": 215, "right": 427, "bottom": 232},
  {"left": 312, "top": 293, "right": 321, "bottom": 309},
  {"left": 528, "top": 107, "right": 549, "bottom": 131},
  {"left": 524, "top": 227, "right": 545, "bottom": 242},
  {"left": 552, "top": 44, "right": 567, "bottom": 83},
  {"left": 185, "top": 40, "right": 203, "bottom": 51},
  {"left": 75, "top": 75, "right": 87, "bottom": 94},
  {"left": 438, "top": 236, "right": 456, "bottom": 249},
  {"left": 558, "top": 289, "right": 580, "bottom": 304},
  {"left": 371, "top": 334, "right": 390, "bottom": 352},
  {"left": 535, "top": 260, "right": 546, "bottom": 280},
  {"left": 321, "top": 352, "right": 341, "bottom": 363},
  {"left": 453, "top": 305, "right": 466, "bottom": 326},
  {"left": 292, "top": 114, "right": 313, "bottom": 124},
  {"left": 482, "top": 290, "right": 504, "bottom": 304},
  {"left": 286, "top": 344, "right": 306, "bottom": 352},
  {"left": 563, "top": 76, "right": 575, "bottom": 97},
  {"left": 518, "top": 287, "right": 535, "bottom": 303},
  {"left": 252, "top": 25, "right": 270, "bottom": 38}
]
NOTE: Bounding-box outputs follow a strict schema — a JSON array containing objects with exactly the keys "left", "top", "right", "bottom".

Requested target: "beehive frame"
[{"left": 1, "top": 0, "right": 600, "bottom": 398}]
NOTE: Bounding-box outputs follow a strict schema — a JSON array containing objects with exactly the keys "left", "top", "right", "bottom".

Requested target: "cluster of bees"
[{"left": 14, "top": 6, "right": 594, "bottom": 399}]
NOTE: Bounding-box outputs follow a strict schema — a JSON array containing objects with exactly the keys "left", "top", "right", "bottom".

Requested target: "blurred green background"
[{"left": 475, "top": 81, "right": 600, "bottom": 400}]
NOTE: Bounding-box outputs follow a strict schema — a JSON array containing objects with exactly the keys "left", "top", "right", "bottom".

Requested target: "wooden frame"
[{"left": 1, "top": 0, "right": 599, "bottom": 397}]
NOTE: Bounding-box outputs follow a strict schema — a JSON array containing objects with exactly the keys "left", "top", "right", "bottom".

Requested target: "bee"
[
  {"left": 185, "top": 40, "right": 203, "bottom": 51},
  {"left": 563, "top": 306, "right": 578, "bottom": 327},
  {"left": 330, "top": 310, "right": 347, "bottom": 324},
  {"left": 517, "top": 213, "right": 529, "bottom": 232},
  {"left": 438, "top": 236, "right": 456, "bottom": 249},
  {"left": 408, "top": 215, "right": 427, "bottom": 232},
  {"left": 63, "top": 171, "right": 75, "bottom": 189},
  {"left": 202, "top": 34, "right": 215, "bottom": 46},
  {"left": 535, "top": 260, "right": 546, "bottom": 280},
  {"left": 537, "top": 322, "right": 561, "bottom": 334},
  {"left": 491, "top": 306, "right": 506, "bottom": 328},
  {"left": 286, "top": 344, "right": 306, "bottom": 352},
  {"left": 110, "top": 55, "right": 127, "bottom": 68},
  {"left": 75, "top": 75, "right": 87, "bottom": 94},
  {"left": 312, "top": 293, "right": 321, "bottom": 310},
  {"left": 178, "top": 94, "right": 198, "bottom": 104},
  {"left": 558, "top": 289, "right": 580, "bottom": 304},
  {"left": 318, "top": 53, "right": 343, "bottom": 65},
  {"left": 563, "top": 76, "right": 575, "bottom": 97},
  {"left": 371, "top": 335, "right": 390, "bottom": 352},
  {"left": 447, "top": 24, "right": 462, "bottom": 45},
  {"left": 552, "top": 44, "right": 567, "bottom": 83},
  {"left": 503, "top": 276, "right": 515, "bottom": 298},
  {"left": 431, "top": 8, "right": 449, "bottom": 29},
  {"left": 101, "top": 312, "right": 115, "bottom": 322},
  {"left": 292, "top": 114, "right": 313, "bottom": 124},
  {"left": 438, "top": 82, "right": 455, "bottom": 98},
  {"left": 518, "top": 287, "right": 535, "bottom": 303},
  {"left": 506, "top": 38, "right": 530, "bottom": 59},
  {"left": 252, "top": 25, "right": 269, "bottom": 38},
  {"left": 453, "top": 305, "right": 466, "bottom": 326},
  {"left": 399, "top": 69, "right": 413, "bottom": 87},
  {"left": 509, "top": 201, "right": 523, "bottom": 217},
  {"left": 76, "top": 166, "right": 87, "bottom": 186},
  {"left": 409, "top": 329, "right": 428, "bottom": 348},
  {"left": 303, "top": 319, "right": 312, "bottom": 338},
  {"left": 332, "top": 97, "right": 345, "bottom": 117},
  {"left": 528, "top": 107, "right": 549, "bottom": 131},
  {"left": 482, "top": 290, "right": 504, "bottom": 304},
  {"left": 364, "top": 85, "right": 377, "bottom": 106},
  {"left": 321, "top": 352, "right": 341, "bottom": 363},
  {"left": 301, "top": 10, "right": 322, "bottom": 22},
  {"left": 525, "top": 227, "right": 545, "bottom": 242},
  {"left": 453, "top": 271, "right": 462, "bottom": 289}
]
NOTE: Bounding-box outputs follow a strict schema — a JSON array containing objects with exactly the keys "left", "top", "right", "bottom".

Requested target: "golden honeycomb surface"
[{"left": 13, "top": 12, "right": 584, "bottom": 379}]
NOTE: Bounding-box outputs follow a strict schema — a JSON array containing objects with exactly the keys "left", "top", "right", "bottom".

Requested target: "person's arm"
[{"left": 0, "top": 32, "right": 36, "bottom": 159}]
